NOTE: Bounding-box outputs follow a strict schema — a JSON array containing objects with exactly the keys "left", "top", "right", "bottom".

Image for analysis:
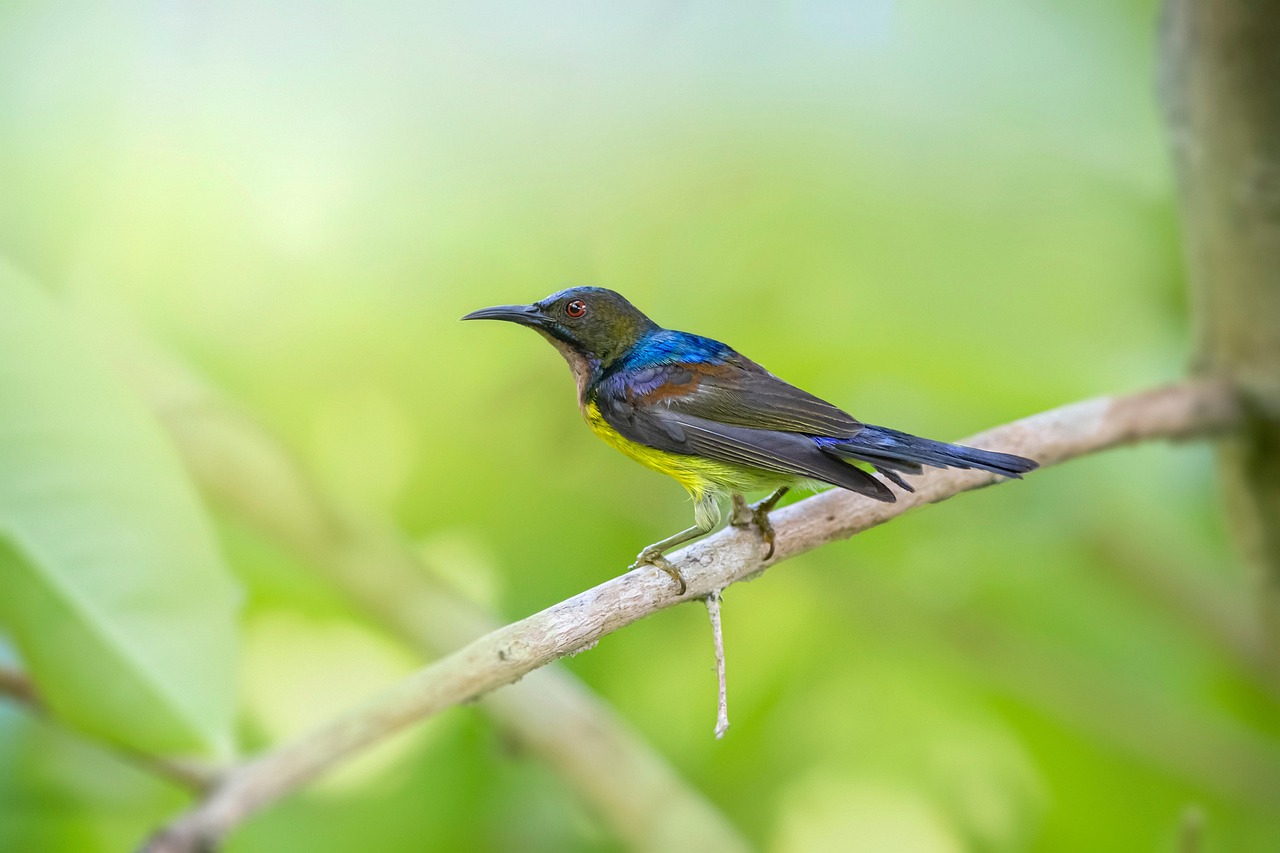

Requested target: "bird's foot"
[
  {"left": 730, "top": 487, "right": 789, "bottom": 560},
  {"left": 630, "top": 546, "right": 687, "bottom": 596}
]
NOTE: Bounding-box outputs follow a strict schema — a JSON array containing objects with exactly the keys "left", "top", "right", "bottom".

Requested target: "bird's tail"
[{"left": 825, "top": 424, "right": 1038, "bottom": 492}]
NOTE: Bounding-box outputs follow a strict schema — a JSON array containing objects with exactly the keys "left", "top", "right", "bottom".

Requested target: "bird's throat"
[{"left": 537, "top": 330, "right": 601, "bottom": 402}]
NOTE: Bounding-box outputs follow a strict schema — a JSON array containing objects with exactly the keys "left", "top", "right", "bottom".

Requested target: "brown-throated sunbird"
[{"left": 463, "top": 287, "right": 1037, "bottom": 594}]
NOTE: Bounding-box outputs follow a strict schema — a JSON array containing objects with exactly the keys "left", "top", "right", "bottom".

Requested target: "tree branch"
[
  {"left": 842, "top": 573, "right": 1280, "bottom": 808},
  {"left": 1088, "top": 535, "right": 1280, "bottom": 703},
  {"left": 107, "top": 334, "right": 748, "bottom": 852},
  {"left": 138, "top": 378, "right": 1240, "bottom": 852},
  {"left": 0, "top": 665, "right": 218, "bottom": 792}
]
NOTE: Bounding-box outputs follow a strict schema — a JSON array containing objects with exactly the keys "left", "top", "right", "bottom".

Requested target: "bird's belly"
[{"left": 582, "top": 402, "right": 786, "bottom": 497}]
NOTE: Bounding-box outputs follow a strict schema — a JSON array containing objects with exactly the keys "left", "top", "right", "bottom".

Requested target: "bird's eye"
[{"left": 565, "top": 299, "right": 587, "bottom": 318}]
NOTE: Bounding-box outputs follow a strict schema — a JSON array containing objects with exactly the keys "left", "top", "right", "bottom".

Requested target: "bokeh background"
[{"left": 2, "top": 0, "right": 1277, "bottom": 851}]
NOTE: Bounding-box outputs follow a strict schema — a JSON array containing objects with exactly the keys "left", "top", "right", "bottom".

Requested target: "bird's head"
[{"left": 462, "top": 287, "right": 658, "bottom": 370}]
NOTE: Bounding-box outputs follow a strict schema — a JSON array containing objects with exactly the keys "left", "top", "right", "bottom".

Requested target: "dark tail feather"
[
  {"left": 873, "top": 465, "right": 915, "bottom": 492},
  {"left": 825, "top": 424, "right": 1038, "bottom": 484}
]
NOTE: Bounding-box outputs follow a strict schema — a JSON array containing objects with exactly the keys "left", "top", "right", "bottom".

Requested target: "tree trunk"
[{"left": 1161, "top": 0, "right": 1280, "bottom": 647}]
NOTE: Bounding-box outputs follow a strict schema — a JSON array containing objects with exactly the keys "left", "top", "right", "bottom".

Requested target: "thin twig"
[
  {"left": 704, "top": 591, "right": 729, "bottom": 739},
  {"left": 139, "top": 378, "right": 1242, "bottom": 853},
  {"left": 0, "top": 665, "right": 218, "bottom": 792}
]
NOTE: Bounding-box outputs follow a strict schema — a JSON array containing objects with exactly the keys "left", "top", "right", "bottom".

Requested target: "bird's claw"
[
  {"left": 734, "top": 505, "right": 776, "bottom": 560},
  {"left": 630, "top": 547, "right": 687, "bottom": 595},
  {"left": 731, "top": 489, "right": 787, "bottom": 560}
]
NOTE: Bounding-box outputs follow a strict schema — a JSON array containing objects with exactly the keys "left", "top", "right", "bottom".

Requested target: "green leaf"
[{"left": 0, "top": 264, "right": 239, "bottom": 759}]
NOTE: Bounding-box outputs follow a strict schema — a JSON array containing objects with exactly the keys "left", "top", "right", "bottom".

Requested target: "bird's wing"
[
  {"left": 595, "top": 372, "right": 893, "bottom": 501},
  {"left": 615, "top": 355, "right": 863, "bottom": 438}
]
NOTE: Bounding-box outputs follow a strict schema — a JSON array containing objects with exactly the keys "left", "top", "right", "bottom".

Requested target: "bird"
[{"left": 463, "top": 287, "right": 1037, "bottom": 595}]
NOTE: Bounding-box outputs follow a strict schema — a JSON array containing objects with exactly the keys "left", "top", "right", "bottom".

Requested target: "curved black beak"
[{"left": 460, "top": 303, "right": 546, "bottom": 327}]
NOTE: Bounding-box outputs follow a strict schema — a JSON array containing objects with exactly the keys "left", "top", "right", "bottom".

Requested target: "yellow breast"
[{"left": 582, "top": 401, "right": 770, "bottom": 499}]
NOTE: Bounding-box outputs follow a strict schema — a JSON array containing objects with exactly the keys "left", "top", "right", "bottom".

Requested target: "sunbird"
[{"left": 464, "top": 287, "right": 1037, "bottom": 594}]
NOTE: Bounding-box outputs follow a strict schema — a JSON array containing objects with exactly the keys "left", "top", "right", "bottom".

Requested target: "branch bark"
[
  {"left": 1161, "top": 0, "right": 1280, "bottom": 643},
  {"left": 139, "top": 378, "right": 1241, "bottom": 852}
]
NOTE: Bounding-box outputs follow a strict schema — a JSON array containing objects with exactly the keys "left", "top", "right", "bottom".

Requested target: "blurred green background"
[{"left": 2, "top": 0, "right": 1277, "bottom": 851}]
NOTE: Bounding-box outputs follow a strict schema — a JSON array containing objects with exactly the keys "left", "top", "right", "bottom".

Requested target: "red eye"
[{"left": 565, "top": 299, "right": 587, "bottom": 318}]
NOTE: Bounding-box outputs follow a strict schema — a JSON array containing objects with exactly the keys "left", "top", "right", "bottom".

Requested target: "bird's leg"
[
  {"left": 730, "top": 487, "right": 790, "bottom": 560},
  {"left": 629, "top": 494, "right": 722, "bottom": 596},
  {"left": 629, "top": 526, "right": 704, "bottom": 595}
]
